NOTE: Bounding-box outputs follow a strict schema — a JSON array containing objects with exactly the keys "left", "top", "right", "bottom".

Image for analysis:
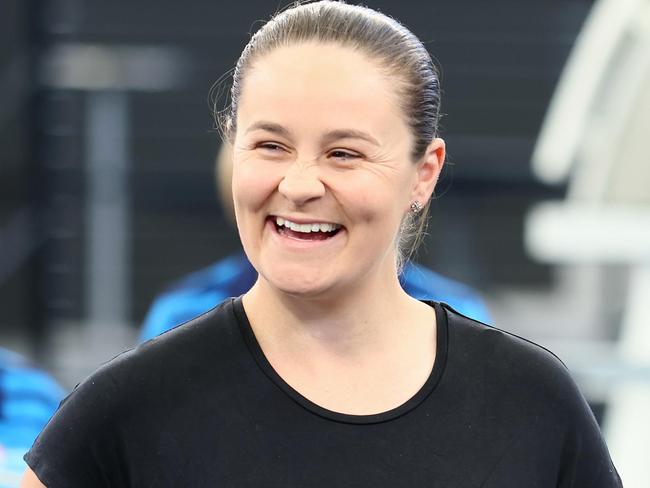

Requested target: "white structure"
[{"left": 527, "top": 0, "right": 650, "bottom": 485}]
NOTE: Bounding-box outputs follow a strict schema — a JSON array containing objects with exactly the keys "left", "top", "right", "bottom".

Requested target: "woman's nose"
[{"left": 278, "top": 160, "right": 326, "bottom": 206}]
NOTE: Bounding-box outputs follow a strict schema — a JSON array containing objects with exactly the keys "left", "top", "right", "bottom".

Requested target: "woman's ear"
[{"left": 411, "top": 138, "right": 445, "bottom": 204}]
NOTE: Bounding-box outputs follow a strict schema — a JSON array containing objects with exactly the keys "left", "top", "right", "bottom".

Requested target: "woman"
[{"left": 22, "top": 1, "right": 622, "bottom": 486}]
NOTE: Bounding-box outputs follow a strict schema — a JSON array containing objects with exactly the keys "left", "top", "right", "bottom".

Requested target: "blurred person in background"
[
  {"left": 139, "top": 142, "right": 491, "bottom": 342},
  {"left": 0, "top": 348, "right": 62, "bottom": 488},
  {"left": 22, "top": 1, "right": 621, "bottom": 486}
]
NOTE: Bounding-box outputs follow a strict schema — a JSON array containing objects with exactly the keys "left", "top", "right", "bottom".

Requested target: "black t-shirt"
[{"left": 25, "top": 298, "right": 622, "bottom": 487}]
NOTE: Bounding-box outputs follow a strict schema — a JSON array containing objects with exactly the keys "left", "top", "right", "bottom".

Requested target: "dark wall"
[{"left": 0, "top": 0, "right": 43, "bottom": 339}]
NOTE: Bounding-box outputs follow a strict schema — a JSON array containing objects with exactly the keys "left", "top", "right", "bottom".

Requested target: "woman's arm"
[{"left": 20, "top": 468, "right": 47, "bottom": 488}]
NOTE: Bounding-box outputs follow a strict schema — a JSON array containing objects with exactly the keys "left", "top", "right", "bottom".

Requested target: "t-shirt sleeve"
[
  {"left": 549, "top": 361, "right": 623, "bottom": 487},
  {"left": 478, "top": 321, "right": 624, "bottom": 487},
  {"left": 23, "top": 358, "right": 130, "bottom": 487}
]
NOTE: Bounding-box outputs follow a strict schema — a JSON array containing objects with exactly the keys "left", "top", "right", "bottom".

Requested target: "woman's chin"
[
  {"left": 269, "top": 276, "right": 332, "bottom": 298},
  {"left": 257, "top": 265, "right": 338, "bottom": 299},
  {"left": 254, "top": 254, "right": 324, "bottom": 290}
]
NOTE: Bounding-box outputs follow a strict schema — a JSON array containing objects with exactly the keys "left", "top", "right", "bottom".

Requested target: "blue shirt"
[
  {"left": 140, "top": 253, "right": 490, "bottom": 342},
  {"left": 1, "top": 348, "right": 64, "bottom": 487}
]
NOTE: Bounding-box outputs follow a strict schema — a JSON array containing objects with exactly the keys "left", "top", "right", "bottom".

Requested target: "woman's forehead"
[{"left": 237, "top": 43, "right": 408, "bottom": 140}]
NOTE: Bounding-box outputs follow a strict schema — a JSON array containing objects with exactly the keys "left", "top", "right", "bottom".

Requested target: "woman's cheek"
[
  {"left": 234, "top": 160, "right": 284, "bottom": 208},
  {"left": 343, "top": 175, "right": 396, "bottom": 221}
]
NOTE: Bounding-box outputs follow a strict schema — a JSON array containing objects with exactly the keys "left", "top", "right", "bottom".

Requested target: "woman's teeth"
[{"left": 275, "top": 217, "right": 341, "bottom": 233}]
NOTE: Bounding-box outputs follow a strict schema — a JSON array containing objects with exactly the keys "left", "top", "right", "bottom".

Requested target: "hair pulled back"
[{"left": 216, "top": 0, "right": 443, "bottom": 269}]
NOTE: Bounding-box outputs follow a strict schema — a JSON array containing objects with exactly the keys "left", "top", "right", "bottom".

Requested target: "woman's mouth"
[{"left": 269, "top": 216, "right": 343, "bottom": 241}]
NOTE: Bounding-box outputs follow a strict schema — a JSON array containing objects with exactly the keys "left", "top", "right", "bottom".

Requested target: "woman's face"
[{"left": 232, "top": 42, "right": 444, "bottom": 298}]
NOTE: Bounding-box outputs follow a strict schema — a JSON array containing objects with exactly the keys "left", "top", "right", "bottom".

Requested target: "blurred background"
[{"left": 1, "top": 0, "right": 648, "bottom": 486}]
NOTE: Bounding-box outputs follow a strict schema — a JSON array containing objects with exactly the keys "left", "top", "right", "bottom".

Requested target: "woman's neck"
[{"left": 241, "top": 262, "right": 432, "bottom": 359}]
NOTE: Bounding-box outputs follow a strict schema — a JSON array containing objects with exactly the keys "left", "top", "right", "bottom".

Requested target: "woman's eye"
[
  {"left": 329, "top": 150, "right": 358, "bottom": 160},
  {"left": 258, "top": 143, "right": 284, "bottom": 152}
]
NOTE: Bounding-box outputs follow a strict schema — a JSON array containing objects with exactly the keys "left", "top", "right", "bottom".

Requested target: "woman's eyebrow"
[
  {"left": 245, "top": 121, "right": 292, "bottom": 138},
  {"left": 245, "top": 121, "right": 379, "bottom": 146},
  {"left": 321, "top": 129, "right": 379, "bottom": 146}
]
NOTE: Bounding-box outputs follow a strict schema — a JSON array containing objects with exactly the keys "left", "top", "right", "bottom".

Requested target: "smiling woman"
[
  {"left": 21, "top": 1, "right": 621, "bottom": 487},
  {"left": 231, "top": 40, "right": 442, "bottom": 300}
]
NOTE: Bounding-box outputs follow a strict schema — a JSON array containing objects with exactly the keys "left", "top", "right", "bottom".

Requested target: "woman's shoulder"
[
  {"left": 439, "top": 301, "right": 584, "bottom": 409},
  {"left": 437, "top": 302, "right": 622, "bottom": 487},
  {"left": 134, "top": 296, "right": 241, "bottom": 363},
  {"left": 441, "top": 301, "right": 565, "bottom": 366},
  {"left": 65, "top": 297, "right": 240, "bottom": 410},
  {"left": 25, "top": 298, "right": 244, "bottom": 486}
]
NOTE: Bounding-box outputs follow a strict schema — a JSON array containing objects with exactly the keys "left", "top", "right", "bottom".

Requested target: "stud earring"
[{"left": 410, "top": 201, "right": 423, "bottom": 214}]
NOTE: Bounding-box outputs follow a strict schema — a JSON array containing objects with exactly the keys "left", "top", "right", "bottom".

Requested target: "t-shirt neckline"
[{"left": 231, "top": 296, "right": 449, "bottom": 425}]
